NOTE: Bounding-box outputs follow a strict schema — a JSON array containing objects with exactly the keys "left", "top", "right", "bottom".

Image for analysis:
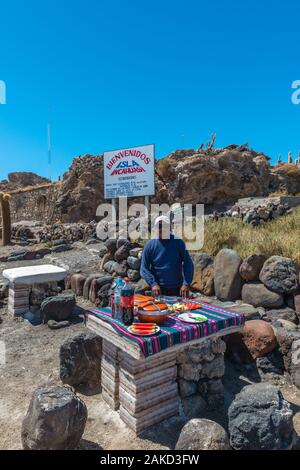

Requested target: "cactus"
[{"left": 0, "top": 192, "right": 12, "bottom": 246}]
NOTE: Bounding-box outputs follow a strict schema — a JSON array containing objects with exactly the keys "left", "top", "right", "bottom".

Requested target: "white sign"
[{"left": 103, "top": 144, "right": 155, "bottom": 199}]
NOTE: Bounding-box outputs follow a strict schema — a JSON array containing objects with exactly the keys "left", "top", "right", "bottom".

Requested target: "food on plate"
[
  {"left": 134, "top": 295, "right": 154, "bottom": 306},
  {"left": 137, "top": 300, "right": 168, "bottom": 312},
  {"left": 183, "top": 301, "right": 202, "bottom": 310},
  {"left": 129, "top": 322, "right": 158, "bottom": 335}
]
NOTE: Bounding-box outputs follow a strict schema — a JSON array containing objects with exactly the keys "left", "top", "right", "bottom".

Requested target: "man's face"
[{"left": 156, "top": 221, "right": 170, "bottom": 239}]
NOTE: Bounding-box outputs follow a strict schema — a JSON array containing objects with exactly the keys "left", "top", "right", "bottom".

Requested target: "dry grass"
[{"left": 202, "top": 206, "right": 300, "bottom": 265}]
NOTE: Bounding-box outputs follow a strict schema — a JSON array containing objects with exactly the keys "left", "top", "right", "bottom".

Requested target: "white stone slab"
[{"left": 2, "top": 265, "right": 67, "bottom": 285}]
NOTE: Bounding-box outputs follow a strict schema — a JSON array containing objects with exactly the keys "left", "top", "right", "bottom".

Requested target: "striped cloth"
[{"left": 85, "top": 296, "right": 245, "bottom": 358}]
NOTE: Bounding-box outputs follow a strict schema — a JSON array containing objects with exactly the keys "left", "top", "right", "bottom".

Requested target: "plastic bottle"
[
  {"left": 114, "top": 277, "right": 124, "bottom": 320},
  {"left": 120, "top": 277, "right": 134, "bottom": 326}
]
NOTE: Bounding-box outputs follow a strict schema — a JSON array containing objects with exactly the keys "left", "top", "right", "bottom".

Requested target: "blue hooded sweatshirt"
[{"left": 140, "top": 235, "right": 194, "bottom": 289}]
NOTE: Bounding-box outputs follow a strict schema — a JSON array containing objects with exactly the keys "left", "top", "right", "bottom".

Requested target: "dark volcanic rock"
[
  {"left": 259, "top": 256, "right": 299, "bottom": 294},
  {"left": 60, "top": 331, "right": 102, "bottom": 392},
  {"left": 21, "top": 384, "right": 87, "bottom": 450},
  {"left": 41, "top": 294, "right": 75, "bottom": 322},
  {"left": 228, "top": 383, "right": 295, "bottom": 450}
]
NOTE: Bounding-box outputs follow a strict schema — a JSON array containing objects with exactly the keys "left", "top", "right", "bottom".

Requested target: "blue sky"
[{"left": 1, "top": 0, "right": 300, "bottom": 181}]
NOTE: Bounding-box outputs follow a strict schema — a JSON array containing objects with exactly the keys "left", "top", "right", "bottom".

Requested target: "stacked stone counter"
[{"left": 177, "top": 337, "right": 226, "bottom": 412}]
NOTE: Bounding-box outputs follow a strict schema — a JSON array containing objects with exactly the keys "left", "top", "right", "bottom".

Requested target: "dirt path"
[{"left": 0, "top": 306, "right": 299, "bottom": 450}]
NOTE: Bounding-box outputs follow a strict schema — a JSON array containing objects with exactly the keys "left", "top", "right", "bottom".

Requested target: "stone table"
[
  {"left": 2, "top": 265, "right": 67, "bottom": 316},
  {"left": 85, "top": 309, "right": 243, "bottom": 434}
]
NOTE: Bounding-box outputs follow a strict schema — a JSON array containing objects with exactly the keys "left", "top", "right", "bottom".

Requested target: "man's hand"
[
  {"left": 180, "top": 284, "right": 190, "bottom": 298},
  {"left": 152, "top": 284, "right": 161, "bottom": 297}
]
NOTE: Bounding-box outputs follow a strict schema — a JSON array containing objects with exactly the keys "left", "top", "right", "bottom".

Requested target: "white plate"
[
  {"left": 178, "top": 313, "right": 208, "bottom": 324},
  {"left": 127, "top": 325, "right": 161, "bottom": 336}
]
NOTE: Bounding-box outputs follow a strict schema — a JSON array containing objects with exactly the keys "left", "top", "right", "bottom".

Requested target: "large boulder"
[
  {"left": 259, "top": 256, "right": 299, "bottom": 294},
  {"left": 60, "top": 331, "right": 102, "bottom": 392},
  {"left": 239, "top": 254, "right": 266, "bottom": 281},
  {"left": 191, "top": 253, "right": 214, "bottom": 295},
  {"left": 228, "top": 383, "right": 295, "bottom": 450},
  {"left": 41, "top": 294, "right": 75, "bottom": 323},
  {"left": 70, "top": 273, "right": 86, "bottom": 296},
  {"left": 88, "top": 275, "right": 112, "bottom": 304},
  {"left": 226, "top": 319, "right": 278, "bottom": 363},
  {"left": 114, "top": 242, "right": 132, "bottom": 262},
  {"left": 175, "top": 418, "right": 231, "bottom": 450},
  {"left": 214, "top": 249, "right": 243, "bottom": 301},
  {"left": 21, "top": 384, "right": 87, "bottom": 450},
  {"left": 241, "top": 282, "right": 283, "bottom": 308},
  {"left": 127, "top": 256, "right": 141, "bottom": 270}
]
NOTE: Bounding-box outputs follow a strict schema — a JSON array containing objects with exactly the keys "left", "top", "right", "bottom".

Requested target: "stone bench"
[{"left": 2, "top": 265, "right": 67, "bottom": 316}]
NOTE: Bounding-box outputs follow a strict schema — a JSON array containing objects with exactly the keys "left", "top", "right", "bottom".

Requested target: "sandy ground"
[{"left": 1, "top": 303, "right": 300, "bottom": 451}]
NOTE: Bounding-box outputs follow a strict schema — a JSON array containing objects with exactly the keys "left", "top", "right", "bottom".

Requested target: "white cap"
[{"left": 154, "top": 215, "right": 170, "bottom": 226}]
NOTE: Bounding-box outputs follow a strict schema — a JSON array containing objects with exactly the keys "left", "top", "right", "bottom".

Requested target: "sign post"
[{"left": 103, "top": 144, "right": 155, "bottom": 235}]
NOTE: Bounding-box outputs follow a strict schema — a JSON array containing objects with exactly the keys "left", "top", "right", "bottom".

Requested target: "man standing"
[{"left": 140, "top": 215, "right": 194, "bottom": 297}]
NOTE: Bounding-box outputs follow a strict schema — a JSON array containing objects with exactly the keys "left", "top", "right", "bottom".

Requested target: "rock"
[
  {"left": 51, "top": 244, "right": 72, "bottom": 253},
  {"left": 201, "top": 355, "right": 225, "bottom": 379},
  {"left": 191, "top": 253, "right": 214, "bottom": 295},
  {"left": 114, "top": 243, "right": 131, "bottom": 262},
  {"left": 83, "top": 274, "right": 102, "bottom": 299},
  {"left": 96, "top": 283, "right": 111, "bottom": 307},
  {"left": 256, "top": 350, "right": 284, "bottom": 378},
  {"left": 241, "top": 282, "right": 284, "bottom": 308},
  {"left": 70, "top": 273, "right": 86, "bottom": 296},
  {"left": 226, "top": 319, "right": 278, "bottom": 363},
  {"left": 259, "top": 256, "right": 299, "bottom": 294},
  {"left": 127, "top": 269, "right": 140, "bottom": 282},
  {"left": 229, "top": 303, "right": 261, "bottom": 320},
  {"left": 105, "top": 238, "right": 117, "bottom": 255},
  {"left": 275, "top": 328, "right": 300, "bottom": 372},
  {"left": 178, "top": 379, "right": 198, "bottom": 398},
  {"left": 244, "top": 210, "right": 259, "bottom": 224},
  {"left": 239, "top": 254, "right": 266, "bottom": 281},
  {"left": 35, "top": 248, "right": 51, "bottom": 257},
  {"left": 214, "top": 249, "right": 243, "bottom": 301},
  {"left": 41, "top": 294, "right": 75, "bottom": 322},
  {"left": 88, "top": 275, "right": 113, "bottom": 304},
  {"left": 103, "top": 260, "right": 116, "bottom": 274},
  {"left": 47, "top": 320, "right": 70, "bottom": 330},
  {"left": 113, "top": 260, "right": 127, "bottom": 277},
  {"left": 98, "top": 246, "right": 108, "bottom": 257},
  {"left": 293, "top": 292, "right": 300, "bottom": 320},
  {"left": 21, "top": 384, "right": 87, "bottom": 450},
  {"left": 228, "top": 383, "right": 295, "bottom": 449},
  {"left": 134, "top": 278, "right": 150, "bottom": 294},
  {"left": 263, "top": 307, "right": 298, "bottom": 324},
  {"left": 273, "top": 319, "right": 298, "bottom": 331},
  {"left": 257, "top": 207, "right": 270, "bottom": 221},
  {"left": 181, "top": 395, "right": 207, "bottom": 420},
  {"left": 175, "top": 418, "right": 231, "bottom": 450},
  {"left": 129, "top": 247, "right": 143, "bottom": 258},
  {"left": 127, "top": 256, "right": 141, "bottom": 270},
  {"left": 53, "top": 238, "right": 68, "bottom": 246},
  {"left": 60, "top": 331, "right": 102, "bottom": 392},
  {"left": 290, "top": 339, "right": 300, "bottom": 388}
]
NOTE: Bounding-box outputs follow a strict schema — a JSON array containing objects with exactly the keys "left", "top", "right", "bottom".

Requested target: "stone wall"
[
  {"left": 177, "top": 337, "right": 226, "bottom": 417},
  {"left": 8, "top": 183, "right": 60, "bottom": 223}
]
